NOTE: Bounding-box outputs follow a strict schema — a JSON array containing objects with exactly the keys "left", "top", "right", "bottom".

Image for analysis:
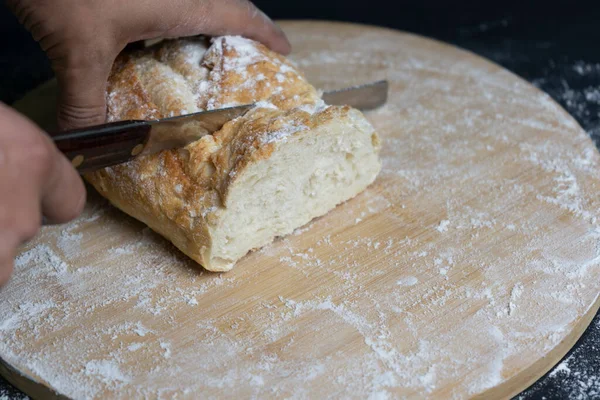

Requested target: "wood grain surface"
[{"left": 1, "top": 20, "right": 599, "bottom": 399}]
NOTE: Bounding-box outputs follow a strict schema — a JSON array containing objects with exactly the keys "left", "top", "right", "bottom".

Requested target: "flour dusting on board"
[
  {"left": 1, "top": 24, "right": 600, "bottom": 399},
  {"left": 515, "top": 316, "right": 600, "bottom": 399},
  {"left": 0, "top": 388, "right": 27, "bottom": 400}
]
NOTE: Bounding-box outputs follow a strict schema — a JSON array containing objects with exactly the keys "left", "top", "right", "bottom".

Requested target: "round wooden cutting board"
[{"left": 2, "top": 20, "right": 600, "bottom": 399}]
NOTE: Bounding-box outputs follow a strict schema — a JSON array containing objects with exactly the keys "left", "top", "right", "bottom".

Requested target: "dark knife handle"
[{"left": 52, "top": 120, "right": 151, "bottom": 173}]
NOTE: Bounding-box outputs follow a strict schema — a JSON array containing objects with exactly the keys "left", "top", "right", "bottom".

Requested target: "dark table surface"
[{"left": 1, "top": 1, "right": 599, "bottom": 398}]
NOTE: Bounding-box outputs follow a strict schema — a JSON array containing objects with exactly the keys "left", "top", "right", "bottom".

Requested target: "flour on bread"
[{"left": 87, "top": 36, "right": 381, "bottom": 271}]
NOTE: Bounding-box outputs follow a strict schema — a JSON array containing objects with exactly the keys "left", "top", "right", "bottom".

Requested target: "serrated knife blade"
[{"left": 52, "top": 80, "right": 388, "bottom": 173}]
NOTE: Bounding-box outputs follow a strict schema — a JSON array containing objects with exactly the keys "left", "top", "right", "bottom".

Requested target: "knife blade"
[
  {"left": 53, "top": 80, "right": 388, "bottom": 173},
  {"left": 51, "top": 105, "right": 253, "bottom": 174},
  {"left": 322, "top": 80, "right": 388, "bottom": 111}
]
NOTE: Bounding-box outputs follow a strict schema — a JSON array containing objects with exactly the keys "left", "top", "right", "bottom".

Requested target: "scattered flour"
[
  {"left": 0, "top": 388, "right": 27, "bottom": 400},
  {"left": 397, "top": 276, "right": 419, "bottom": 286},
  {"left": 133, "top": 323, "right": 152, "bottom": 337},
  {"left": 517, "top": 316, "right": 600, "bottom": 399},
  {"left": 127, "top": 343, "right": 144, "bottom": 352},
  {"left": 0, "top": 25, "right": 599, "bottom": 400},
  {"left": 436, "top": 220, "right": 450, "bottom": 233},
  {"left": 508, "top": 283, "right": 524, "bottom": 316},
  {"left": 85, "top": 360, "right": 130, "bottom": 384}
]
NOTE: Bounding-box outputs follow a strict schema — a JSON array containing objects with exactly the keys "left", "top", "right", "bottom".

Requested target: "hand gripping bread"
[{"left": 85, "top": 36, "right": 382, "bottom": 271}]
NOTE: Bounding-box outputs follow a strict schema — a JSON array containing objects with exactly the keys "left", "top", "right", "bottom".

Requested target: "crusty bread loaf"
[{"left": 85, "top": 36, "right": 381, "bottom": 271}]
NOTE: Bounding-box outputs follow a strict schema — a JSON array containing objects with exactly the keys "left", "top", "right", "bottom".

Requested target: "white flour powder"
[{"left": 0, "top": 25, "right": 599, "bottom": 399}]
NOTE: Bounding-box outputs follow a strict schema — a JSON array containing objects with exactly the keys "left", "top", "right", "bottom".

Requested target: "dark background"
[{"left": 1, "top": 1, "right": 599, "bottom": 399}]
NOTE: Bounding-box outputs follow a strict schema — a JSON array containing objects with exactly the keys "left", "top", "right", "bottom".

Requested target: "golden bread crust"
[{"left": 85, "top": 36, "right": 379, "bottom": 270}]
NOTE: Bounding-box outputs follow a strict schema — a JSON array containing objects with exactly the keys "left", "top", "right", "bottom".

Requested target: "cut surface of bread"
[{"left": 85, "top": 36, "right": 381, "bottom": 271}]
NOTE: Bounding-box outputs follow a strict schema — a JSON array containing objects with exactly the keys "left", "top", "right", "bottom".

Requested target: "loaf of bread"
[{"left": 85, "top": 36, "right": 381, "bottom": 271}]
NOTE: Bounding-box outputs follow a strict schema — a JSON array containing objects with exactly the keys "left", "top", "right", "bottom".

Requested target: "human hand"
[
  {"left": 0, "top": 103, "right": 85, "bottom": 285},
  {"left": 7, "top": 0, "right": 291, "bottom": 130}
]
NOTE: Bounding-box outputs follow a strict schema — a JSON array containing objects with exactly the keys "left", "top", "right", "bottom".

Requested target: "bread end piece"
[{"left": 86, "top": 36, "right": 382, "bottom": 271}]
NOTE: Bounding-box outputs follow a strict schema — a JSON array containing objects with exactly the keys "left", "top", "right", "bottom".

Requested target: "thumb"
[
  {"left": 53, "top": 60, "right": 112, "bottom": 131},
  {"left": 7, "top": 0, "right": 115, "bottom": 131},
  {"left": 129, "top": 0, "right": 291, "bottom": 55}
]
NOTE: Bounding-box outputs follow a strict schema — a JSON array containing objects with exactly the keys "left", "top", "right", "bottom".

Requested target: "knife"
[{"left": 53, "top": 80, "right": 388, "bottom": 173}]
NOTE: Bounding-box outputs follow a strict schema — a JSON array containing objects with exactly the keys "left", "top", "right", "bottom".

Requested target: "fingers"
[
  {"left": 195, "top": 0, "right": 291, "bottom": 55},
  {"left": 53, "top": 58, "right": 113, "bottom": 131},
  {"left": 0, "top": 231, "right": 17, "bottom": 286},
  {"left": 7, "top": 0, "right": 115, "bottom": 130},
  {"left": 44, "top": 7, "right": 118, "bottom": 131},
  {"left": 40, "top": 145, "right": 87, "bottom": 223},
  {"left": 0, "top": 103, "right": 85, "bottom": 287},
  {"left": 0, "top": 103, "right": 86, "bottom": 227},
  {"left": 129, "top": 0, "right": 291, "bottom": 55}
]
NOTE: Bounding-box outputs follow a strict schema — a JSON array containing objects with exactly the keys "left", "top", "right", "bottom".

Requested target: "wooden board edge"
[
  {"left": 0, "top": 357, "right": 68, "bottom": 400},
  {"left": 2, "top": 19, "right": 597, "bottom": 400},
  {"left": 474, "top": 293, "right": 600, "bottom": 400},
  {"left": 2, "top": 296, "right": 597, "bottom": 400}
]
